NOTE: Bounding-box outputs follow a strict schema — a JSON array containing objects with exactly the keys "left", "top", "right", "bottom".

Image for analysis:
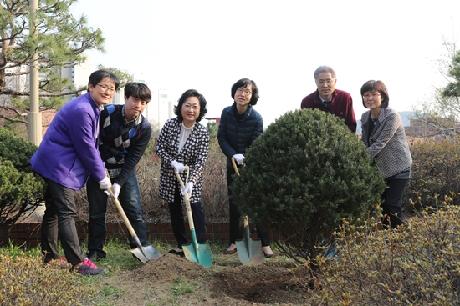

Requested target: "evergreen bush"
[
  {"left": 232, "top": 109, "right": 385, "bottom": 259},
  {"left": 0, "top": 128, "right": 44, "bottom": 225},
  {"left": 0, "top": 128, "right": 37, "bottom": 171}
]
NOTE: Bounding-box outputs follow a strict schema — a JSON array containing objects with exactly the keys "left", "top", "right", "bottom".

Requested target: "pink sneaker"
[{"left": 75, "top": 258, "right": 104, "bottom": 276}]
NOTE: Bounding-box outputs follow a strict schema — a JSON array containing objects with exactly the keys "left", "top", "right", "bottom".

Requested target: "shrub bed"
[
  {"left": 407, "top": 137, "right": 460, "bottom": 210},
  {"left": 309, "top": 205, "right": 460, "bottom": 305},
  {"left": 0, "top": 128, "right": 44, "bottom": 225}
]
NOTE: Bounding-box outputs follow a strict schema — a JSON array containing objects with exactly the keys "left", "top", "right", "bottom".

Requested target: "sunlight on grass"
[
  {"left": 171, "top": 277, "right": 195, "bottom": 297},
  {"left": 0, "top": 240, "right": 41, "bottom": 258}
]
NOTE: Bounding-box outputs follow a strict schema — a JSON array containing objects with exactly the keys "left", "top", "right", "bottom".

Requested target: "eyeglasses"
[
  {"left": 362, "top": 92, "right": 381, "bottom": 99},
  {"left": 317, "top": 79, "right": 335, "bottom": 86},
  {"left": 97, "top": 83, "right": 116, "bottom": 93},
  {"left": 236, "top": 88, "right": 253, "bottom": 95}
]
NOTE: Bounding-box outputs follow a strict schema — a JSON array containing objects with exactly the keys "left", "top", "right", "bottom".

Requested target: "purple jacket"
[{"left": 31, "top": 93, "right": 106, "bottom": 190}]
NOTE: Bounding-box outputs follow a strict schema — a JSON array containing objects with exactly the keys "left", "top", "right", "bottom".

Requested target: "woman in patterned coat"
[
  {"left": 156, "top": 89, "right": 209, "bottom": 255},
  {"left": 360, "top": 80, "right": 412, "bottom": 228}
]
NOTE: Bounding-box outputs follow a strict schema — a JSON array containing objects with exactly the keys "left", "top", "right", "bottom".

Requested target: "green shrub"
[
  {"left": 0, "top": 128, "right": 37, "bottom": 172},
  {"left": 0, "top": 160, "right": 44, "bottom": 225},
  {"left": 309, "top": 205, "right": 460, "bottom": 305},
  {"left": 232, "top": 109, "right": 385, "bottom": 259},
  {"left": 0, "top": 128, "right": 44, "bottom": 225},
  {"left": 407, "top": 137, "right": 460, "bottom": 210}
]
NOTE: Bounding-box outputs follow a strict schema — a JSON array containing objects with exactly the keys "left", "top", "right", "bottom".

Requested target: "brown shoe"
[{"left": 225, "top": 243, "right": 237, "bottom": 254}]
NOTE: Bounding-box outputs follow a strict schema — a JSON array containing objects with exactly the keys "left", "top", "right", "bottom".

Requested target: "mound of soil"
[{"left": 126, "top": 253, "right": 207, "bottom": 283}]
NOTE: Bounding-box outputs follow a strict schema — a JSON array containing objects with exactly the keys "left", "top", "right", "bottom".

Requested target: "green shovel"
[
  {"left": 175, "top": 167, "right": 213, "bottom": 268},
  {"left": 232, "top": 158, "right": 265, "bottom": 265}
]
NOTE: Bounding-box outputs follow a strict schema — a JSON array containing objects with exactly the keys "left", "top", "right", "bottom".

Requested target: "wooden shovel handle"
[
  {"left": 231, "top": 157, "right": 240, "bottom": 176},
  {"left": 174, "top": 166, "right": 195, "bottom": 231},
  {"left": 231, "top": 160, "right": 250, "bottom": 229},
  {"left": 107, "top": 188, "right": 138, "bottom": 240}
]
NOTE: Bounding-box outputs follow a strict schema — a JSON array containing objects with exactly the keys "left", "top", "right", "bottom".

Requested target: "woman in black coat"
[{"left": 217, "top": 78, "right": 273, "bottom": 257}]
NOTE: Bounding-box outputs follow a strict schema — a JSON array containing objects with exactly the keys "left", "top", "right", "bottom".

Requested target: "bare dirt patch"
[{"left": 98, "top": 253, "right": 312, "bottom": 305}]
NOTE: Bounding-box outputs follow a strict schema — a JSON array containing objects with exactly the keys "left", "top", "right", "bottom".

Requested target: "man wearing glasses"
[
  {"left": 300, "top": 65, "right": 356, "bottom": 133},
  {"left": 31, "top": 69, "right": 119, "bottom": 275}
]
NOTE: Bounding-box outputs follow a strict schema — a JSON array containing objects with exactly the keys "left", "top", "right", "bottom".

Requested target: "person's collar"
[
  {"left": 122, "top": 106, "right": 142, "bottom": 125},
  {"left": 317, "top": 90, "right": 336, "bottom": 103},
  {"left": 232, "top": 102, "right": 251, "bottom": 116},
  {"left": 181, "top": 121, "right": 195, "bottom": 130}
]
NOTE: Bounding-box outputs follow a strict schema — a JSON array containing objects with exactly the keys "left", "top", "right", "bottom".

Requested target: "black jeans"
[
  {"left": 227, "top": 166, "right": 270, "bottom": 247},
  {"left": 381, "top": 176, "right": 410, "bottom": 228},
  {"left": 87, "top": 171, "right": 148, "bottom": 256},
  {"left": 168, "top": 186, "right": 207, "bottom": 246},
  {"left": 41, "top": 179, "right": 84, "bottom": 266}
]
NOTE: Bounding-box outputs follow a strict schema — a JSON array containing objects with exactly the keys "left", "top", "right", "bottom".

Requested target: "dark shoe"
[
  {"left": 87, "top": 251, "right": 106, "bottom": 261},
  {"left": 225, "top": 243, "right": 237, "bottom": 254},
  {"left": 169, "top": 247, "right": 185, "bottom": 257},
  {"left": 262, "top": 246, "right": 274, "bottom": 258},
  {"left": 75, "top": 258, "right": 104, "bottom": 276}
]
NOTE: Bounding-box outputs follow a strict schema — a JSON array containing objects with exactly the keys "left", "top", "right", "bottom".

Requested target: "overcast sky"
[{"left": 72, "top": 0, "right": 459, "bottom": 125}]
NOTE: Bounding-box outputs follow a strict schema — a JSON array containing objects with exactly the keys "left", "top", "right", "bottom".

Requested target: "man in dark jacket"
[
  {"left": 217, "top": 78, "right": 273, "bottom": 257},
  {"left": 300, "top": 65, "right": 357, "bottom": 133},
  {"left": 86, "top": 82, "right": 153, "bottom": 260}
]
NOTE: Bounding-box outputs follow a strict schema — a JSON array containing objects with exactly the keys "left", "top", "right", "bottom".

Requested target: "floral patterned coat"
[{"left": 155, "top": 118, "right": 209, "bottom": 203}]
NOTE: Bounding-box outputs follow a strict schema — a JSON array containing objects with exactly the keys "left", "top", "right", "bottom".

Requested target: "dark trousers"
[
  {"left": 227, "top": 166, "right": 270, "bottom": 247},
  {"left": 87, "top": 171, "right": 148, "bottom": 256},
  {"left": 381, "top": 177, "right": 410, "bottom": 228},
  {"left": 168, "top": 187, "right": 207, "bottom": 246},
  {"left": 41, "top": 179, "right": 84, "bottom": 266}
]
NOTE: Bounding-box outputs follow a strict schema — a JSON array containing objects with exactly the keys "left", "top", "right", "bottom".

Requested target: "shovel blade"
[
  {"left": 182, "top": 243, "right": 213, "bottom": 268},
  {"left": 130, "top": 245, "right": 161, "bottom": 263},
  {"left": 236, "top": 238, "right": 264, "bottom": 265}
]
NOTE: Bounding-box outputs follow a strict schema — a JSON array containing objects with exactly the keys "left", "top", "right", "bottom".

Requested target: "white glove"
[
  {"left": 171, "top": 160, "right": 185, "bottom": 173},
  {"left": 232, "top": 153, "right": 245, "bottom": 165},
  {"left": 99, "top": 176, "right": 111, "bottom": 190},
  {"left": 111, "top": 183, "right": 121, "bottom": 199},
  {"left": 181, "top": 182, "right": 193, "bottom": 197}
]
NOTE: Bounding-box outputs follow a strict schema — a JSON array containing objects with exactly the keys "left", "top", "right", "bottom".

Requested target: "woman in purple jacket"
[{"left": 30, "top": 69, "right": 119, "bottom": 275}]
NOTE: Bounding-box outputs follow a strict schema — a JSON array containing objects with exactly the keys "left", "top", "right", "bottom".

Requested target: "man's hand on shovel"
[
  {"left": 111, "top": 183, "right": 120, "bottom": 198},
  {"left": 103, "top": 183, "right": 120, "bottom": 199}
]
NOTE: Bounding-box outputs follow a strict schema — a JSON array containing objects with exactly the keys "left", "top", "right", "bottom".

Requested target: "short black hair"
[
  {"left": 88, "top": 69, "right": 120, "bottom": 90},
  {"left": 231, "top": 78, "right": 259, "bottom": 105},
  {"left": 360, "top": 80, "right": 389, "bottom": 108},
  {"left": 174, "top": 89, "right": 208, "bottom": 122},
  {"left": 125, "top": 83, "right": 151, "bottom": 102}
]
